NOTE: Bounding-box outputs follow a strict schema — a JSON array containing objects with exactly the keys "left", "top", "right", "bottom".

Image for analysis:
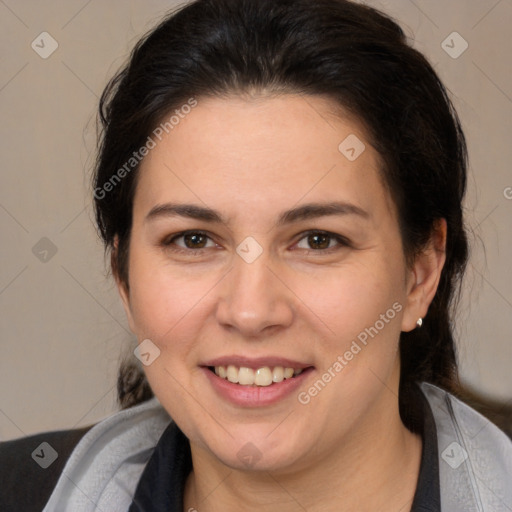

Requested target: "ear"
[
  {"left": 112, "top": 236, "right": 136, "bottom": 333},
  {"left": 401, "top": 218, "right": 447, "bottom": 332}
]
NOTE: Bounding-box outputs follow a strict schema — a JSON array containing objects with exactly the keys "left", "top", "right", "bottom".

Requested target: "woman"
[{"left": 1, "top": 0, "right": 511, "bottom": 510}]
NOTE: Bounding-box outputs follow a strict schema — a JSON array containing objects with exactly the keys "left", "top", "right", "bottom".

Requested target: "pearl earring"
[{"left": 416, "top": 318, "right": 423, "bottom": 328}]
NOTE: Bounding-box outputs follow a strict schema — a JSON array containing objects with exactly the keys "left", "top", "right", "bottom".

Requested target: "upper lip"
[{"left": 202, "top": 356, "right": 313, "bottom": 370}]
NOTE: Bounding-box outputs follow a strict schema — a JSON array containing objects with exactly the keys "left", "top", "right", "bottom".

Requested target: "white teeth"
[
  {"left": 214, "top": 365, "right": 304, "bottom": 386},
  {"left": 238, "top": 367, "right": 255, "bottom": 385},
  {"left": 254, "top": 367, "right": 273, "bottom": 386},
  {"left": 226, "top": 365, "right": 239, "bottom": 383},
  {"left": 272, "top": 366, "right": 284, "bottom": 383},
  {"left": 283, "top": 367, "right": 294, "bottom": 379}
]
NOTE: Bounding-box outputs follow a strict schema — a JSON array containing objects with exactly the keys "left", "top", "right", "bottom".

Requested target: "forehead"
[{"left": 133, "top": 94, "right": 396, "bottom": 225}]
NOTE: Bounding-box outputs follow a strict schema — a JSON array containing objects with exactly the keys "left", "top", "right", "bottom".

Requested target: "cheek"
[
  {"left": 126, "top": 247, "right": 214, "bottom": 342},
  {"left": 297, "top": 261, "right": 406, "bottom": 409},
  {"left": 294, "top": 264, "right": 405, "bottom": 419},
  {"left": 125, "top": 250, "right": 216, "bottom": 414},
  {"left": 299, "top": 260, "right": 404, "bottom": 343}
]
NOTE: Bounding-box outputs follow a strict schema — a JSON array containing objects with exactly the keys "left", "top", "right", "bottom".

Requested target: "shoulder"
[
  {"left": 419, "top": 382, "right": 512, "bottom": 510},
  {"left": 0, "top": 398, "right": 171, "bottom": 512},
  {"left": 41, "top": 397, "right": 171, "bottom": 511},
  {"left": 0, "top": 425, "right": 93, "bottom": 512}
]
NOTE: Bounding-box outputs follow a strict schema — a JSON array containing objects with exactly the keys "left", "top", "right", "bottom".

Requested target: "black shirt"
[
  {"left": 128, "top": 385, "right": 440, "bottom": 511},
  {"left": 0, "top": 425, "right": 94, "bottom": 512}
]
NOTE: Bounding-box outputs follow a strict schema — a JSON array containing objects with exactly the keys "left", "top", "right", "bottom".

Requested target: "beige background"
[{"left": 0, "top": 0, "right": 511, "bottom": 441}]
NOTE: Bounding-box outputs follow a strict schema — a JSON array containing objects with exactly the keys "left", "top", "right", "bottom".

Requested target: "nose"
[{"left": 215, "top": 255, "right": 294, "bottom": 338}]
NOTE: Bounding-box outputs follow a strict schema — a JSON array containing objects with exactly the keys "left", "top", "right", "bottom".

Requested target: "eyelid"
[
  {"left": 292, "top": 230, "right": 351, "bottom": 251},
  {"left": 163, "top": 230, "right": 218, "bottom": 250}
]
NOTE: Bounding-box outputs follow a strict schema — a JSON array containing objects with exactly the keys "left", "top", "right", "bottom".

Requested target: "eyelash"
[{"left": 162, "top": 229, "right": 350, "bottom": 254}]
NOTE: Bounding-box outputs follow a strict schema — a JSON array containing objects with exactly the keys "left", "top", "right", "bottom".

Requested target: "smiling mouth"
[{"left": 208, "top": 365, "right": 311, "bottom": 387}]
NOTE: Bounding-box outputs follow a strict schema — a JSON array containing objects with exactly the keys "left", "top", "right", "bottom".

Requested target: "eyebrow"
[{"left": 145, "top": 201, "right": 369, "bottom": 225}]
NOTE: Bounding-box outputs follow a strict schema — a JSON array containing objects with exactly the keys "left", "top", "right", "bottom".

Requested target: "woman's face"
[{"left": 118, "top": 94, "right": 436, "bottom": 473}]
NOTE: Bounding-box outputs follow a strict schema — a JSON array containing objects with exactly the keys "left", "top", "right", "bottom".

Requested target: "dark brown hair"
[{"left": 93, "top": 0, "right": 469, "bottom": 426}]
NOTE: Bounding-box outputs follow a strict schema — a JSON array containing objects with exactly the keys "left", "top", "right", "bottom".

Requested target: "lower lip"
[{"left": 202, "top": 367, "right": 314, "bottom": 407}]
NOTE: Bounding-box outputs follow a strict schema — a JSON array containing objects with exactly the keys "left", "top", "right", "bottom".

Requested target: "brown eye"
[
  {"left": 183, "top": 233, "right": 208, "bottom": 248},
  {"left": 295, "top": 231, "right": 349, "bottom": 252},
  {"left": 307, "top": 233, "right": 331, "bottom": 249},
  {"left": 166, "top": 231, "right": 215, "bottom": 250}
]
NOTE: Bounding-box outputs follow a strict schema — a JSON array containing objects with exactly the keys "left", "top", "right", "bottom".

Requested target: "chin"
[{"left": 200, "top": 426, "right": 310, "bottom": 473}]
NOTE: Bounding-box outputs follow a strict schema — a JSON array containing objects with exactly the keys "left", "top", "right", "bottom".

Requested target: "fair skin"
[{"left": 116, "top": 94, "right": 446, "bottom": 512}]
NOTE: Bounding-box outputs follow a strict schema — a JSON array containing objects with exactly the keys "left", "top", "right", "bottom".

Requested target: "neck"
[{"left": 184, "top": 383, "right": 422, "bottom": 512}]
